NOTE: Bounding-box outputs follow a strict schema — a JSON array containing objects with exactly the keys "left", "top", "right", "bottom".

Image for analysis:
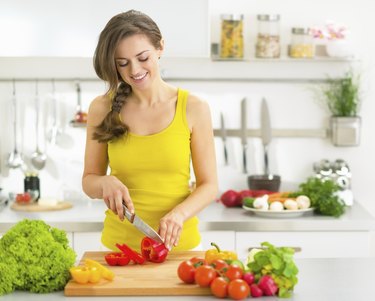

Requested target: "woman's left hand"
[{"left": 159, "top": 210, "right": 184, "bottom": 250}]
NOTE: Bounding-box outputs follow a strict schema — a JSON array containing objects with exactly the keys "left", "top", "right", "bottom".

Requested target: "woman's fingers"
[
  {"left": 115, "top": 190, "right": 124, "bottom": 221},
  {"left": 122, "top": 187, "right": 134, "bottom": 214}
]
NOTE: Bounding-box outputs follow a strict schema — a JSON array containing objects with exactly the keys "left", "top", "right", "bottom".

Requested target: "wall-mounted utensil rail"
[{"left": 213, "top": 128, "right": 328, "bottom": 139}]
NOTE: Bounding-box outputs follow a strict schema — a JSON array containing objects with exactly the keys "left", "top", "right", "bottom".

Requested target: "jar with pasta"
[
  {"left": 256, "top": 14, "right": 281, "bottom": 59},
  {"left": 220, "top": 14, "right": 244, "bottom": 59},
  {"left": 290, "top": 27, "right": 315, "bottom": 58}
]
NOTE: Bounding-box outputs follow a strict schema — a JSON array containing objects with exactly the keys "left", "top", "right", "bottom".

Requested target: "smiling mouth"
[{"left": 132, "top": 73, "right": 147, "bottom": 81}]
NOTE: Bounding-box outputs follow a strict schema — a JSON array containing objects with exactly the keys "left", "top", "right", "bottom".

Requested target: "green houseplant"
[{"left": 319, "top": 70, "right": 361, "bottom": 146}]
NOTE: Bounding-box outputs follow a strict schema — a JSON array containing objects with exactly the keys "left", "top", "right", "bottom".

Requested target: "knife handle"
[
  {"left": 264, "top": 145, "right": 269, "bottom": 175},
  {"left": 122, "top": 204, "right": 135, "bottom": 223}
]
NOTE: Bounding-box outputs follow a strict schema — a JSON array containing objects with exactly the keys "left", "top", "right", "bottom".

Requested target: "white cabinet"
[
  {"left": 200, "top": 231, "right": 236, "bottom": 251},
  {"left": 236, "top": 231, "right": 370, "bottom": 259}
]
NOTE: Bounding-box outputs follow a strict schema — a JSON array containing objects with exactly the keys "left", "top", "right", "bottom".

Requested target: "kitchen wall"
[{"left": 1, "top": 0, "right": 375, "bottom": 223}]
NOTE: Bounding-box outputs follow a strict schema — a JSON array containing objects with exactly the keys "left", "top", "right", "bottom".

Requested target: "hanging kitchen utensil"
[
  {"left": 31, "top": 80, "right": 47, "bottom": 170},
  {"left": 240, "top": 98, "right": 248, "bottom": 174},
  {"left": 261, "top": 98, "right": 271, "bottom": 175},
  {"left": 7, "top": 79, "right": 24, "bottom": 169},
  {"left": 47, "top": 79, "right": 61, "bottom": 145},
  {"left": 220, "top": 112, "right": 228, "bottom": 165},
  {"left": 247, "top": 98, "right": 281, "bottom": 192},
  {"left": 70, "top": 81, "right": 87, "bottom": 126}
]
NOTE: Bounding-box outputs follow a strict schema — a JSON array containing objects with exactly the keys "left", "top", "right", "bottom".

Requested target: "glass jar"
[
  {"left": 24, "top": 172, "right": 40, "bottom": 201},
  {"left": 290, "top": 27, "right": 314, "bottom": 58},
  {"left": 220, "top": 14, "right": 244, "bottom": 59},
  {"left": 256, "top": 14, "right": 281, "bottom": 58}
]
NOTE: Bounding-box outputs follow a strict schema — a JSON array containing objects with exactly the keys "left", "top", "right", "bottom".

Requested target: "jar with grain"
[
  {"left": 256, "top": 14, "right": 281, "bottom": 58},
  {"left": 220, "top": 14, "right": 244, "bottom": 59},
  {"left": 290, "top": 27, "right": 315, "bottom": 58}
]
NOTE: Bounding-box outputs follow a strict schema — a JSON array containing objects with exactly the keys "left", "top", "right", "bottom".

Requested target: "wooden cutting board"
[
  {"left": 64, "top": 251, "right": 211, "bottom": 296},
  {"left": 11, "top": 201, "right": 72, "bottom": 212}
]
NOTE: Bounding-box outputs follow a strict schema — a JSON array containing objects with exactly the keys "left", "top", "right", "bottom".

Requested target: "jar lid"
[
  {"left": 257, "top": 14, "right": 280, "bottom": 21},
  {"left": 292, "top": 27, "right": 311, "bottom": 35},
  {"left": 221, "top": 14, "right": 244, "bottom": 21},
  {"left": 25, "top": 171, "right": 38, "bottom": 177}
]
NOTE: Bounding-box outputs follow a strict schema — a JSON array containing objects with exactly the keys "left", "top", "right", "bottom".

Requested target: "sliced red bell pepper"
[
  {"left": 141, "top": 237, "right": 169, "bottom": 263},
  {"left": 116, "top": 243, "right": 146, "bottom": 264},
  {"left": 104, "top": 252, "right": 131, "bottom": 266}
]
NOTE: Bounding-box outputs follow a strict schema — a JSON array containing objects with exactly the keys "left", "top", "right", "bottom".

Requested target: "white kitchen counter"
[
  {"left": 0, "top": 199, "right": 374, "bottom": 233},
  {"left": 0, "top": 257, "right": 373, "bottom": 301}
]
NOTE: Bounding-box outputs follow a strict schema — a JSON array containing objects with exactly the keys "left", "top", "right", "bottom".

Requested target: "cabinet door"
[
  {"left": 200, "top": 231, "right": 236, "bottom": 251},
  {"left": 73, "top": 232, "right": 107, "bottom": 262},
  {"left": 236, "top": 231, "right": 370, "bottom": 259}
]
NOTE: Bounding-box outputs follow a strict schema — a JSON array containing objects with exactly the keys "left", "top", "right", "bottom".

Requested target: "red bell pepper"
[
  {"left": 141, "top": 237, "right": 169, "bottom": 263},
  {"left": 104, "top": 252, "right": 131, "bottom": 266},
  {"left": 116, "top": 243, "right": 146, "bottom": 264}
]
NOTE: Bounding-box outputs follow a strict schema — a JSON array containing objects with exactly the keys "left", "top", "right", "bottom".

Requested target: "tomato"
[
  {"left": 177, "top": 260, "right": 196, "bottom": 284},
  {"left": 16, "top": 192, "right": 31, "bottom": 204},
  {"left": 190, "top": 256, "right": 207, "bottom": 267},
  {"left": 210, "top": 276, "right": 228, "bottom": 298},
  {"left": 210, "top": 259, "right": 229, "bottom": 272},
  {"left": 227, "top": 279, "right": 250, "bottom": 300},
  {"left": 225, "top": 265, "right": 243, "bottom": 281},
  {"left": 194, "top": 265, "right": 217, "bottom": 287}
]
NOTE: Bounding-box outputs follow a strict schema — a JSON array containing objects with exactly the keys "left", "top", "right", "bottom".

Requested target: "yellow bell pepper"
[
  {"left": 69, "top": 266, "right": 101, "bottom": 284},
  {"left": 84, "top": 258, "right": 115, "bottom": 281},
  {"left": 205, "top": 242, "right": 238, "bottom": 264}
]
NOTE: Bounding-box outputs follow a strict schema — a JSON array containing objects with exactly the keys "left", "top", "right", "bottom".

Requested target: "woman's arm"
[
  {"left": 82, "top": 95, "right": 134, "bottom": 219},
  {"left": 159, "top": 94, "right": 218, "bottom": 249}
]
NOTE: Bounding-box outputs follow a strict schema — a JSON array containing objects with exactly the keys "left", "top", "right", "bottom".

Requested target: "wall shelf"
[{"left": 0, "top": 56, "right": 359, "bottom": 83}]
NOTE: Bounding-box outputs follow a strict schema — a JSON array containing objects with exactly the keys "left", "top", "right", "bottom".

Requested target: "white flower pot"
[{"left": 325, "top": 40, "right": 353, "bottom": 58}]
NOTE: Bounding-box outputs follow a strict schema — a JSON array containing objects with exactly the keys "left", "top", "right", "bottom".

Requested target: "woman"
[{"left": 82, "top": 10, "right": 218, "bottom": 252}]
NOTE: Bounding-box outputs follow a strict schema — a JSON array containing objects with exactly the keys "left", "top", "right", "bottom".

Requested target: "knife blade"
[
  {"left": 123, "top": 204, "right": 164, "bottom": 244},
  {"left": 220, "top": 112, "right": 228, "bottom": 165},
  {"left": 240, "top": 98, "right": 248, "bottom": 174},
  {"left": 261, "top": 98, "right": 272, "bottom": 175}
]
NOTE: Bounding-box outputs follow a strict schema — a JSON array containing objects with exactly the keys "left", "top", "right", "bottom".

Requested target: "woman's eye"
[
  {"left": 117, "top": 61, "right": 128, "bottom": 67},
  {"left": 139, "top": 57, "right": 149, "bottom": 62}
]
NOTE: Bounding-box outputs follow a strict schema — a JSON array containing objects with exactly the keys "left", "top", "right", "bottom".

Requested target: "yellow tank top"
[{"left": 102, "top": 88, "right": 200, "bottom": 252}]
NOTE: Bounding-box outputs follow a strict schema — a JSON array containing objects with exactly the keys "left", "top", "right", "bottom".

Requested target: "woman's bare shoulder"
[
  {"left": 186, "top": 93, "right": 211, "bottom": 128},
  {"left": 88, "top": 94, "right": 111, "bottom": 126}
]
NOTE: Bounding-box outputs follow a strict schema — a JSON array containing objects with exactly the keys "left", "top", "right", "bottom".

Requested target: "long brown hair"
[{"left": 92, "top": 10, "right": 163, "bottom": 143}]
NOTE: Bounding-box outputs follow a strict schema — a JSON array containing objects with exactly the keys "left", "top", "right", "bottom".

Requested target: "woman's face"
[{"left": 114, "top": 34, "right": 163, "bottom": 89}]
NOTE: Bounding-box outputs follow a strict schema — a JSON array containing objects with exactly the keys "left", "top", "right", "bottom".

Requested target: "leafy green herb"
[
  {"left": 247, "top": 242, "right": 298, "bottom": 298},
  {"left": 316, "top": 70, "right": 361, "bottom": 117},
  {"left": 0, "top": 219, "right": 76, "bottom": 295},
  {"left": 289, "top": 177, "right": 345, "bottom": 217}
]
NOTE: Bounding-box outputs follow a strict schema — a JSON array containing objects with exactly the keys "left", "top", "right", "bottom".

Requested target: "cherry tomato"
[
  {"left": 210, "top": 276, "right": 228, "bottom": 298},
  {"left": 225, "top": 265, "right": 243, "bottom": 281},
  {"left": 194, "top": 265, "right": 217, "bottom": 287},
  {"left": 210, "top": 259, "right": 229, "bottom": 272},
  {"left": 190, "top": 256, "right": 207, "bottom": 267},
  {"left": 227, "top": 279, "right": 250, "bottom": 300},
  {"left": 177, "top": 260, "right": 196, "bottom": 284}
]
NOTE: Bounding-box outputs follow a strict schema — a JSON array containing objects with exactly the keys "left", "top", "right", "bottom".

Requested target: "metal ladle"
[
  {"left": 7, "top": 80, "right": 24, "bottom": 169},
  {"left": 31, "top": 80, "right": 47, "bottom": 170}
]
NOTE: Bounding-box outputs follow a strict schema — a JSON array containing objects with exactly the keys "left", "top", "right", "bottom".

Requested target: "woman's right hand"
[{"left": 101, "top": 175, "right": 134, "bottom": 221}]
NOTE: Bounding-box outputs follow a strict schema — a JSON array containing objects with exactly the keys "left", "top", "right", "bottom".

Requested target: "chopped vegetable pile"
[{"left": 0, "top": 219, "right": 76, "bottom": 295}]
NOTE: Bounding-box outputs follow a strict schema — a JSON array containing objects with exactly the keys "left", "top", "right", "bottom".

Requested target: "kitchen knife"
[
  {"left": 123, "top": 204, "right": 164, "bottom": 244},
  {"left": 241, "top": 98, "right": 248, "bottom": 174},
  {"left": 220, "top": 112, "right": 229, "bottom": 165},
  {"left": 261, "top": 98, "right": 272, "bottom": 175}
]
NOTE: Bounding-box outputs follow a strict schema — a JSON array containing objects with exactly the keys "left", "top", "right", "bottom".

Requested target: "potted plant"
[{"left": 319, "top": 70, "right": 361, "bottom": 146}]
